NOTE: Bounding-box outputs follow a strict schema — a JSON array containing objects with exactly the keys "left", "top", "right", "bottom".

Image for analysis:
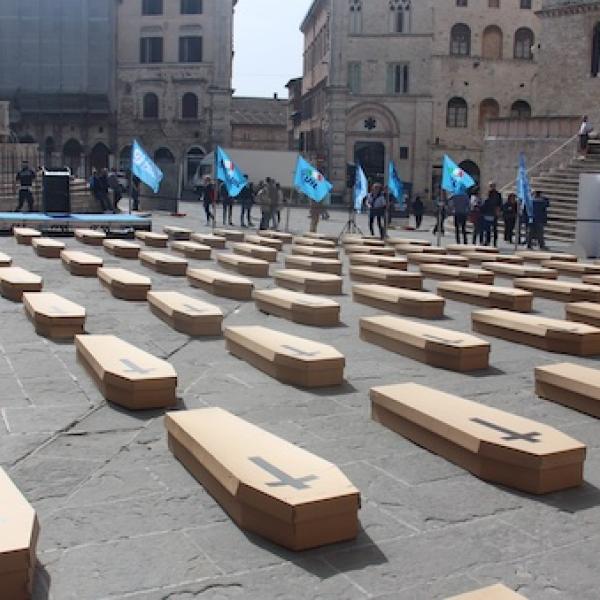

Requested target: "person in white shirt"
[{"left": 579, "top": 115, "right": 593, "bottom": 156}]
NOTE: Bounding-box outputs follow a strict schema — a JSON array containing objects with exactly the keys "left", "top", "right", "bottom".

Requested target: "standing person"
[
  {"left": 412, "top": 195, "right": 424, "bottom": 230},
  {"left": 579, "top": 115, "right": 593, "bottom": 157},
  {"left": 527, "top": 190, "right": 550, "bottom": 250},
  {"left": 239, "top": 176, "right": 254, "bottom": 228},
  {"left": 309, "top": 199, "right": 322, "bottom": 233},
  {"left": 485, "top": 182, "right": 503, "bottom": 247},
  {"left": 450, "top": 191, "right": 469, "bottom": 245},
  {"left": 14, "top": 160, "right": 36, "bottom": 212},
  {"left": 107, "top": 167, "right": 122, "bottom": 213},
  {"left": 432, "top": 195, "right": 446, "bottom": 236},
  {"left": 502, "top": 193, "right": 518, "bottom": 244},
  {"left": 366, "top": 183, "right": 388, "bottom": 240},
  {"left": 200, "top": 175, "right": 215, "bottom": 225},
  {"left": 130, "top": 175, "right": 140, "bottom": 212},
  {"left": 96, "top": 168, "right": 111, "bottom": 213},
  {"left": 469, "top": 190, "right": 483, "bottom": 245},
  {"left": 256, "top": 180, "right": 271, "bottom": 230},
  {"left": 268, "top": 180, "right": 280, "bottom": 230},
  {"left": 220, "top": 182, "right": 233, "bottom": 226}
]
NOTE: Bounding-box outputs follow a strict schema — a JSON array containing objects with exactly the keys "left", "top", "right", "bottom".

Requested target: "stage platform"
[{"left": 0, "top": 213, "right": 152, "bottom": 236}]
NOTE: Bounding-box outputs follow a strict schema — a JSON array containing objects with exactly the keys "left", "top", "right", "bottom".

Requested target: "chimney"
[{"left": 273, "top": 92, "right": 278, "bottom": 100}]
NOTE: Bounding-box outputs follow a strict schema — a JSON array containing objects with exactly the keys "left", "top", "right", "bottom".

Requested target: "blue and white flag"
[
  {"left": 388, "top": 161, "right": 405, "bottom": 210},
  {"left": 293, "top": 156, "right": 332, "bottom": 203},
  {"left": 517, "top": 152, "right": 534, "bottom": 224},
  {"left": 441, "top": 155, "right": 475, "bottom": 196},
  {"left": 131, "top": 140, "right": 163, "bottom": 194},
  {"left": 215, "top": 146, "right": 247, "bottom": 198},
  {"left": 353, "top": 164, "right": 368, "bottom": 213}
]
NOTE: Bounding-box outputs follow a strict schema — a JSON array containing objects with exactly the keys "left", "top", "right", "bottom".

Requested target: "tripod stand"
[{"left": 338, "top": 207, "right": 364, "bottom": 242}]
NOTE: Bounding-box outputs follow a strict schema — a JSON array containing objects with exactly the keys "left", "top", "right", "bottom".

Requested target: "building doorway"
[
  {"left": 90, "top": 142, "right": 111, "bottom": 173},
  {"left": 354, "top": 141, "right": 385, "bottom": 184},
  {"left": 63, "top": 139, "right": 83, "bottom": 176}
]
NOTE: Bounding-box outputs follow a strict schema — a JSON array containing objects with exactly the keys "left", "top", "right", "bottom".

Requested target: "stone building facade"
[{"left": 230, "top": 96, "right": 288, "bottom": 151}]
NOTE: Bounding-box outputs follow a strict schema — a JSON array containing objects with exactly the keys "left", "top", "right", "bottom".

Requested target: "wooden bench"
[
  {"left": 224, "top": 325, "right": 345, "bottom": 387},
  {"left": 516, "top": 250, "right": 578, "bottom": 263},
  {"left": 344, "top": 245, "right": 395, "bottom": 256},
  {"left": 0, "top": 252, "right": 11, "bottom": 266},
  {"left": 284, "top": 254, "right": 343, "bottom": 275},
  {"left": 395, "top": 244, "right": 446, "bottom": 255},
  {"left": 232, "top": 242, "right": 277, "bottom": 263},
  {"left": 187, "top": 268, "right": 254, "bottom": 300},
  {"left": 23, "top": 292, "right": 85, "bottom": 339},
  {"left": 347, "top": 254, "right": 407, "bottom": 270},
  {"left": 191, "top": 233, "right": 227, "bottom": 249},
  {"left": 13, "top": 227, "right": 41, "bottom": 245},
  {"left": 244, "top": 234, "right": 283, "bottom": 251},
  {"left": 445, "top": 244, "right": 499, "bottom": 255},
  {"left": 371, "top": 383, "right": 586, "bottom": 494},
  {"left": 74, "top": 228, "right": 106, "bottom": 246},
  {"left": 134, "top": 231, "right": 169, "bottom": 248},
  {"left": 75, "top": 334, "right": 177, "bottom": 409},
  {"left": 0, "top": 467, "right": 39, "bottom": 600},
  {"left": 541, "top": 260, "right": 600, "bottom": 276},
  {"left": 514, "top": 278, "right": 600, "bottom": 302},
  {"left": 293, "top": 236, "right": 336, "bottom": 248},
  {"left": 170, "top": 241, "right": 211, "bottom": 260},
  {"left": 0, "top": 267, "right": 42, "bottom": 301},
  {"left": 360, "top": 315, "right": 490, "bottom": 371},
  {"left": 274, "top": 269, "right": 343, "bottom": 295},
  {"left": 254, "top": 288, "right": 340, "bottom": 326},
  {"left": 472, "top": 309, "right": 600, "bottom": 355},
  {"left": 566, "top": 301, "right": 600, "bottom": 327},
  {"left": 291, "top": 245, "right": 340, "bottom": 259},
  {"left": 407, "top": 253, "right": 469, "bottom": 267},
  {"left": 480, "top": 262, "right": 558, "bottom": 279},
  {"left": 464, "top": 252, "right": 523, "bottom": 264},
  {"left": 32, "top": 237, "right": 65, "bottom": 258},
  {"left": 139, "top": 251, "right": 188, "bottom": 276},
  {"left": 437, "top": 281, "right": 533, "bottom": 312},
  {"left": 419, "top": 263, "right": 494, "bottom": 284},
  {"left": 536, "top": 362, "right": 600, "bottom": 419},
  {"left": 353, "top": 284, "right": 445, "bottom": 318},
  {"left": 147, "top": 291, "right": 223, "bottom": 336},
  {"left": 103, "top": 239, "right": 140, "bottom": 259},
  {"left": 98, "top": 267, "right": 152, "bottom": 301},
  {"left": 261, "top": 230, "right": 294, "bottom": 244},
  {"left": 163, "top": 225, "right": 191, "bottom": 240},
  {"left": 217, "top": 253, "right": 270, "bottom": 277},
  {"left": 164, "top": 407, "right": 360, "bottom": 550},
  {"left": 349, "top": 266, "right": 423, "bottom": 290},
  {"left": 213, "top": 229, "right": 245, "bottom": 242}
]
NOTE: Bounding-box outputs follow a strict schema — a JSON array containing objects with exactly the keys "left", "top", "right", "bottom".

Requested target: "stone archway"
[{"left": 90, "top": 142, "right": 111, "bottom": 173}]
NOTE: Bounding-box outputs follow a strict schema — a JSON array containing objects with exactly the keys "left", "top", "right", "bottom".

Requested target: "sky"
[{"left": 233, "top": 0, "right": 313, "bottom": 99}]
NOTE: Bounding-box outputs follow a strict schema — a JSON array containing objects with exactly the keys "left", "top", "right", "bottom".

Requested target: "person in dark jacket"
[
  {"left": 527, "top": 191, "right": 550, "bottom": 250},
  {"left": 502, "top": 193, "right": 518, "bottom": 243},
  {"left": 15, "top": 161, "right": 36, "bottom": 212},
  {"left": 412, "top": 195, "right": 424, "bottom": 230},
  {"left": 483, "top": 182, "right": 502, "bottom": 246},
  {"left": 239, "top": 176, "right": 254, "bottom": 227},
  {"left": 96, "top": 168, "right": 111, "bottom": 213},
  {"left": 220, "top": 183, "right": 233, "bottom": 226},
  {"left": 450, "top": 191, "right": 470, "bottom": 245},
  {"left": 366, "top": 183, "right": 388, "bottom": 240},
  {"left": 200, "top": 176, "right": 215, "bottom": 225},
  {"left": 107, "top": 168, "right": 122, "bottom": 213}
]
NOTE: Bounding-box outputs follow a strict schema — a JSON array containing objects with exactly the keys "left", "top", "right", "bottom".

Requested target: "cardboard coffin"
[
  {"left": 514, "top": 278, "right": 600, "bottom": 302},
  {"left": 301, "top": 231, "right": 337, "bottom": 244},
  {"left": 244, "top": 234, "right": 283, "bottom": 251},
  {"left": 344, "top": 245, "right": 395, "bottom": 256},
  {"left": 147, "top": 291, "right": 223, "bottom": 336},
  {"left": 343, "top": 235, "right": 385, "bottom": 246},
  {"left": 139, "top": 251, "right": 188, "bottom": 276},
  {"left": 191, "top": 233, "right": 227, "bottom": 249},
  {"left": 102, "top": 239, "right": 141, "bottom": 259},
  {"left": 261, "top": 230, "right": 293, "bottom": 244},
  {"left": 370, "top": 383, "right": 586, "bottom": 494},
  {"left": 565, "top": 301, "right": 600, "bottom": 327},
  {"left": 213, "top": 229, "right": 245, "bottom": 242},
  {"left": 32, "top": 237, "right": 65, "bottom": 258},
  {"left": 395, "top": 244, "right": 446, "bottom": 255},
  {"left": 446, "top": 584, "right": 528, "bottom": 599},
  {"left": 75, "top": 334, "right": 177, "bottom": 409},
  {"left": 163, "top": 225, "right": 191, "bottom": 240},
  {"left": 349, "top": 266, "right": 423, "bottom": 290},
  {"left": 480, "top": 262, "right": 558, "bottom": 279},
  {"left": 0, "top": 467, "right": 39, "bottom": 600},
  {"left": 187, "top": 268, "right": 254, "bottom": 300},
  {"left": 464, "top": 252, "right": 523, "bottom": 265},
  {"left": 284, "top": 254, "right": 343, "bottom": 275},
  {"left": 536, "top": 362, "right": 600, "bottom": 418},
  {"left": 541, "top": 260, "right": 600, "bottom": 276},
  {"left": 516, "top": 250, "right": 578, "bottom": 263},
  {"left": 224, "top": 325, "right": 345, "bottom": 387},
  {"left": 291, "top": 245, "right": 339, "bottom": 259},
  {"left": 387, "top": 237, "right": 431, "bottom": 247},
  {"left": 0, "top": 252, "right": 12, "bottom": 266},
  {"left": 419, "top": 263, "right": 494, "bottom": 284},
  {"left": 98, "top": 267, "right": 152, "bottom": 301},
  {"left": 274, "top": 269, "right": 343, "bottom": 295},
  {"left": 582, "top": 274, "right": 600, "bottom": 285},
  {"left": 360, "top": 315, "right": 490, "bottom": 371},
  {"left": 472, "top": 309, "right": 600, "bottom": 355},
  {"left": 407, "top": 253, "right": 469, "bottom": 267},
  {"left": 0, "top": 267, "right": 43, "bottom": 301},
  {"left": 13, "top": 227, "right": 41, "bottom": 245},
  {"left": 171, "top": 241, "right": 212, "bottom": 260},
  {"left": 61, "top": 250, "right": 103, "bottom": 277},
  {"left": 437, "top": 281, "right": 533, "bottom": 312},
  {"left": 74, "top": 228, "right": 106, "bottom": 246},
  {"left": 253, "top": 288, "right": 340, "bottom": 326},
  {"left": 134, "top": 231, "right": 169, "bottom": 248},
  {"left": 347, "top": 254, "right": 407, "bottom": 270},
  {"left": 293, "top": 236, "right": 336, "bottom": 248},
  {"left": 22, "top": 292, "right": 85, "bottom": 339},
  {"left": 445, "top": 244, "right": 499, "bottom": 255},
  {"left": 352, "top": 284, "right": 445, "bottom": 319},
  {"left": 164, "top": 407, "right": 360, "bottom": 550},
  {"left": 217, "top": 253, "right": 270, "bottom": 277},
  {"left": 232, "top": 242, "right": 277, "bottom": 263}
]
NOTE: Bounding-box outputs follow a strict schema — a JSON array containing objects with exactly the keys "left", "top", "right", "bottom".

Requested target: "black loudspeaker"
[
  {"left": 346, "top": 163, "right": 357, "bottom": 189},
  {"left": 43, "top": 168, "right": 71, "bottom": 214}
]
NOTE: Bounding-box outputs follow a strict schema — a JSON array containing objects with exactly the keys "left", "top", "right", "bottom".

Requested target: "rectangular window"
[
  {"left": 140, "top": 37, "right": 163, "bottom": 63},
  {"left": 142, "top": 0, "right": 163, "bottom": 16},
  {"left": 399, "top": 147, "right": 409, "bottom": 160},
  {"left": 456, "top": 0, "right": 467, "bottom": 6},
  {"left": 488, "top": 0, "right": 500, "bottom": 7},
  {"left": 179, "top": 36, "right": 203, "bottom": 62},
  {"left": 520, "top": 0, "right": 532, "bottom": 8},
  {"left": 348, "top": 62, "right": 361, "bottom": 94},
  {"left": 387, "top": 63, "right": 409, "bottom": 95},
  {"left": 181, "top": 0, "right": 202, "bottom": 14}
]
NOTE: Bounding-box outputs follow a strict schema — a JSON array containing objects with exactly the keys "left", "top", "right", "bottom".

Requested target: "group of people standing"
[{"left": 89, "top": 168, "right": 140, "bottom": 213}]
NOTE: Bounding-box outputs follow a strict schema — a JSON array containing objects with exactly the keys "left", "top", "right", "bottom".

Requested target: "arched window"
[
  {"left": 90, "top": 142, "right": 111, "bottom": 172},
  {"left": 186, "top": 146, "right": 205, "bottom": 184},
  {"left": 450, "top": 24, "right": 471, "bottom": 56},
  {"left": 478, "top": 98, "right": 500, "bottom": 129},
  {"left": 143, "top": 93, "right": 159, "bottom": 119},
  {"left": 18, "top": 133, "right": 36, "bottom": 144},
  {"left": 154, "top": 147, "right": 175, "bottom": 164},
  {"left": 447, "top": 97, "right": 468, "bottom": 128},
  {"left": 511, "top": 100, "right": 532, "bottom": 119},
  {"left": 63, "top": 139, "right": 83, "bottom": 175},
  {"left": 514, "top": 27, "right": 534, "bottom": 60},
  {"left": 482, "top": 25, "right": 503, "bottom": 60},
  {"left": 591, "top": 22, "right": 600, "bottom": 76},
  {"left": 349, "top": 0, "right": 362, "bottom": 34},
  {"left": 182, "top": 93, "right": 198, "bottom": 119},
  {"left": 389, "top": 0, "right": 411, "bottom": 34}
]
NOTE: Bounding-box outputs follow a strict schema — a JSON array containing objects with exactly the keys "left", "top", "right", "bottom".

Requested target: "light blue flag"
[
  {"left": 354, "top": 164, "right": 368, "bottom": 213},
  {"left": 131, "top": 140, "right": 163, "bottom": 194},
  {"left": 388, "top": 161, "right": 405, "bottom": 210},
  {"left": 293, "top": 156, "right": 333, "bottom": 203},
  {"left": 215, "top": 146, "right": 247, "bottom": 198},
  {"left": 441, "top": 155, "right": 475, "bottom": 196},
  {"left": 517, "top": 152, "right": 534, "bottom": 224}
]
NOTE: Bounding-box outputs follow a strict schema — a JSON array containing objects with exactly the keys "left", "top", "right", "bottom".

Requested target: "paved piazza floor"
[{"left": 1, "top": 204, "right": 599, "bottom": 600}]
